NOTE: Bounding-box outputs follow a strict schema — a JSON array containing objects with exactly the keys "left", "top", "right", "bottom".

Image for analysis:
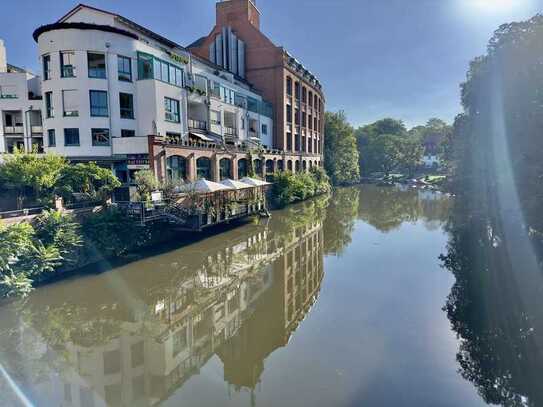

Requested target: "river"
[{"left": 0, "top": 185, "right": 522, "bottom": 406}]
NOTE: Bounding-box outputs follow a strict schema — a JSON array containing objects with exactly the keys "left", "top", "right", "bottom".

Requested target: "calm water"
[{"left": 0, "top": 186, "right": 507, "bottom": 406}]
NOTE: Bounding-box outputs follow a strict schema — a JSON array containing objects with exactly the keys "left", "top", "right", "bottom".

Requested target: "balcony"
[
  {"left": 224, "top": 127, "right": 238, "bottom": 141},
  {"left": 4, "top": 126, "right": 24, "bottom": 134},
  {"left": 249, "top": 130, "right": 260, "bottom": 140},
  {"left": 31, "top": 126, "right": 43, "bottom": 134},
  {"left": 188, "top": 119, "right": 208, "bottom": 131}
]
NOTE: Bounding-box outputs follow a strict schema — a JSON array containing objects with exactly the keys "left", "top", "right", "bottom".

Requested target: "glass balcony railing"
[{"left": 188, "top": 119, "right": 208, "bottom": 130}]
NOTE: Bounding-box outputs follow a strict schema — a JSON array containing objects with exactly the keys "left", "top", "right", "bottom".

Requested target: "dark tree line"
[{"left": 442, "top": 14, "right": 543, "bottom": 406}]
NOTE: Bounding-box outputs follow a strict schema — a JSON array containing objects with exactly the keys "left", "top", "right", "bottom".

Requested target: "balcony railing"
[
  {"left": 249, "top": 130, "right": 260, "bottom": 139},
  {"left": 31, "top": 126, "right": 43, "bottom": 134},
  {"left": 4, "top": 126, "right": 24, "bottom": 134},
  {"left": 224, "top": 127, "right": 237, "bottom": 137},
  {"left": 188, "top": 119, "right": 207, "bottom": 131}
]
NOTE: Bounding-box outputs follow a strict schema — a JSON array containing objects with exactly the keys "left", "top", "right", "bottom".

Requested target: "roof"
[
  {"left": 187, "top": 36, "right": 207, "bottom": 49},
  {"left": 33, "top": 22, "right": 138, "bottom": 42},
  {"left": 56, "top": 3, "right": 187, "bottom": 51}
]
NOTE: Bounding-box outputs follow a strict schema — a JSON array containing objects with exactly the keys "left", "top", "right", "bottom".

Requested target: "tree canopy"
[{"left": 324, "top": 111, "right": 360, "bottom": 185}]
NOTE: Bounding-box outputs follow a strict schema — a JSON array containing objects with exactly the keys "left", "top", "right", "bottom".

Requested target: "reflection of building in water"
[
  {"left": 58, "top": 219, "right": 324, "bottom": 406},
  {"left": 219, "top": 221, "right": 324, "bottom": 391}
]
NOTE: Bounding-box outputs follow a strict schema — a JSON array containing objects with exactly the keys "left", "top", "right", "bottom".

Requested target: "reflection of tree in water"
[
  {"left": 357, "top": 185, "right": 450, "bottom": 232},
  {"left": 323, "top": 187, "right": 360, "bottom": 256}
]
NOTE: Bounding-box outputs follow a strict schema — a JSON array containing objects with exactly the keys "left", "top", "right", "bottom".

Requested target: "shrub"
[
  {"left": 134, "top": 170, "right": 160, "bottom": 202},
  {"left": 56, "top": 162, "right": 121, "bottom": 203},
  {"left": 272, "top": 169, "right": 331, "bottom": 207}
]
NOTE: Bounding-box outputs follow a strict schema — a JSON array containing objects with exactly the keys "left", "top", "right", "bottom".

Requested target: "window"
[
  {"left": 118, "top": 55, "right": 132, "bottom": 81},
  {"left": 48, "top": 129, "right": 56, "bottom": 147},
  {"left": 89, "top": 90, "right": 108, "bottom": 117},
  {"left": 45, "top": 92, "right": 54, "bottom": 118},
  {"left": 295, "top": 82, "right": 300, "bottom": 99},
  {"left": 286, "top": 105, "right": 292, "bottom": 123},
  {"left": 121, "top": 129, "right": 135, "bottom": 138},
  {"left": 302, "top": 112, "right": 307, "bottom": 127},
  {"left": 309, "top": 91, "right": 313, "bottom": 107},
  {"left": 314, "top": 117, "right": 318, "bottom": 131},
  {"left": 60, "top": 51, "right": 76, "bottom": 78},
  {"left": 287, "top": 132, "right": 292, "bottom": 151},
  {"left": 309, "top": 114, "right": 313, "bottom": 130},
  {"left": 103, "top": 350, "right": 121, "bottom": 375},
  {"left": 262, "top": 124, "right": 268, "bottom": 135},
  {"left": 64, "top": 128, "right": 80, "bottom": 146},
  {"left": 286, "top": 77, "right": 292, "bottom": 95},
  {"left": 210, "top": 110, "right": 221, "bottom": 125},
  {"left": 302, "top": 87, "right": 307, "bottom": 103},
  {"left": 91, "top": 128, "right": 110, "bottom": 146},
  {"left": 62, "top": 90, "right": 78, "bottom": 117},
  {"left": 295, "top": 108, "right": 300, "bottom": 125},
  {"left": 137, "top": 52, "right": 153, "bottom": 79},
  {"left": 173, "top": 327, "right": 188, "bottom": 357},
  {"left": 119, "top": 93, "right": 134, "bottom": 119},
  {"left": 164, "top": 97, "right": 180, "bottom": 122},
  {"left": 43, "top": 55, "right": 51, "bottom": 80},
  {"left": 241, "top": 118, "right": 245, "bottom": 130},
  {"left": 88, "top": 52, "right": 106, "bottom": 78},
  {"left": 167, "top": 156, "right": 187, "bottom": 181}
]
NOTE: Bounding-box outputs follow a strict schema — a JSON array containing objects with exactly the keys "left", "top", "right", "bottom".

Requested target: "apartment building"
[
  {"left": 29, "top": 4, "right": 275, "bottom": 185},
  {"left": 0, "top": 2, "right": 324, "bottom": 187},
  {"left": 0, "top": 40, "right": 44, "bottom": 156},
  {"left": 189, "top": 0, "right": 325, "bottom": 168}
]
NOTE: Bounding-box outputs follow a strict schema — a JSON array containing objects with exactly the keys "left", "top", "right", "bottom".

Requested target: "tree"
[
  {"left": 134, "top": 170, "right": 160, "bottom": 201},
  {"left": 0, "top": 150, "right": 67, "bottom": 208},
  {"left": 55, "top": 162, "right": 121, "bottom": 203},
  {"left": 397, "top": 137, "right": 424, "bottom": 177},
  {"left": 362, "top": 133, "right": 402, "bottom": 175},
  {"left": 324, "top": 111, "right": 360, "bottom": 185}
]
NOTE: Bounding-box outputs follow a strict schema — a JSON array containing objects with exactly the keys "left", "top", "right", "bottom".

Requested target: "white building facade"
[
  {"left": 0, "top": 4, "right": 274, "bottom": 184},
  {"left": 0, "top": 40, "right": 43, "bottom": 157}
]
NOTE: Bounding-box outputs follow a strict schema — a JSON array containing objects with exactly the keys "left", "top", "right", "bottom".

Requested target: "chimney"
[
  {"left": 0, "top": 39, "right": 7, "bottom": 73},
  {"left": 216, "top": 0, "right": 260, "bottom": 30}
]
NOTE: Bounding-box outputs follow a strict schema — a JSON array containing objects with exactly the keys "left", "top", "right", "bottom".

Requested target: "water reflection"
[
  {"left": 0, "top": 186, "right": 459, "bottom": 407},
  {"left": 441, "top": 205, "right": 543, "bottom": 406},
  {"left": 0, "top": 198, "right": 329, "bottom": 406}
]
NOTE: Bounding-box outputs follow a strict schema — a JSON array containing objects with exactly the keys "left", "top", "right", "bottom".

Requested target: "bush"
[
  {"left": 80, "top": 208, "right": 152, "bottom": 258},
  {"left": 0, "top": 210, "right": 82, "bottom": 297},
  {"left": 272, "top": 169, "right": 331, "bottom": 207},
  {"left": 56, "top": 162, "right": 121, "bottom": 203},
  {"left": 134, "top": 170, "right": 160, "bottom": 202}
]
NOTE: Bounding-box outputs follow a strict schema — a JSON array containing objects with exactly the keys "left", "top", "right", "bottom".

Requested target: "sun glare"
[{"left": 467, "top": 0, "right": 530, "bottom": 12}]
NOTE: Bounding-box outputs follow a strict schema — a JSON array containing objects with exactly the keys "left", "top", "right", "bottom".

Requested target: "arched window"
[
  {"left": 277, "top": 160, "right": 284, "bottom": 171},
  {"left": 166, "top": 155, "right": 186, "bottom": 181},
  {"left": 287, "top": 160, "right": 293, "bottom": 171},
  {"left": 302, "top": 161, "right": 307, "bottom": 171},
  {"left": 266, "top": 159, "right": 274, "bottom": 174},
  {"left": 254, "top": 159, "right": 262, "bottom": 176},
  {"left": 220, "top": 158, "right": 232, "bottom": 180},
  {"left": 238, "top": 158, "right": 248, "bottom": 179},
  {"left": 196, "top": 157, "right": 211, "bottom": 180},
  {"left": 295, "top": 160, "right": 301, "bottom": 172}
]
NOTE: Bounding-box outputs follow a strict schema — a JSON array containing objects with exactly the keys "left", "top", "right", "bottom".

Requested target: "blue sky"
[{"left": 1, "top": 0, "right": 541, "bottom": 128}]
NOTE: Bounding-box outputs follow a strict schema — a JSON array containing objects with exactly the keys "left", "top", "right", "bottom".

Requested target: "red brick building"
[{"left": 189, "top": 0, "right": 325, "bottom": 167}]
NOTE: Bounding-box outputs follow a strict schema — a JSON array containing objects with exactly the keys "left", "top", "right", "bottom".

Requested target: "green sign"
[{"left": 170, "top": 52, "right": 189, "bottom": 65}]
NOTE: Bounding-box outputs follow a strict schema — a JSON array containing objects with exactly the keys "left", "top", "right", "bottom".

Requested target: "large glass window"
[
  {"left": 88, "top": 52, "right": 106, "bottom": 78},
  {"left": 62, "top": 90, "right": 78, "bottom": 117},
  {"left": 119, "top": 93, "right": 134, "bottom": 119},
  {"left": 45, "top": 92, "right": 54, "bottom": 118},
  {"left": 64, "top": 128, "right": 80, "bottom": 146},
  {"left": 210, "top": 110, "right": 221, "bottom": 125},
  {"left": 164, "top": 97, "right": 180, "bottom": 122},
  {"left": 137, "top": 53, "right": 153, "bottom": 79},
  {"left": 91, "top": 128, "right": 110, "bottom": 146},
  {"left": 60, "top": 51, "right": 76, "bottom": 78},
  {"left": 47, "top": 129, "right": 56, "bottom": 147},
  {"left": 197, "top": 157, "right": 211, "bottom": 180},
  {"left": 118, "top": 55, "right": 132, "bottom": 81},
  {"left": 89, "top": 90, "right": 108, "bottom": 117},
  {"left": 43, "top": 55, "right": 51, "bottom": 80}
]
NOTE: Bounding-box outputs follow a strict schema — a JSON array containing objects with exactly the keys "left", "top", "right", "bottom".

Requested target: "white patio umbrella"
[
  {"left": 240, "top": 177, "right": 272, "bottom": 187},
  {"left": 179, "top": 179, "right": 233, "bottom": 193},
  {"left": 220, "top": 179, "right": 253, "bottom": 190}
]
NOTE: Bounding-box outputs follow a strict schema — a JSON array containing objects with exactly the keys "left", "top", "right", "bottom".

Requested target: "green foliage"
[
  {"left": 33, "top": 210, "right": 82, "bottom": 265},
  {"left": 272, "top": 168, "right": 331, "bottom": 207},
  {"left": 56, "top": 162, "right": 121, "bottom": 203},
  {"left": 324, "top": 111, "right": 360, "bottom": 185},
  {"left": 134, "top": 170, "right": 160, "bottom": 201},
  {"left": 0, "top": 150, "right": 67, "bottom": 208},
  {"left": 0, "top": 211, "right": 82, "bottom": 297},
  {"left": 80, "top": 208, "right": 152, "bottom": 257}
]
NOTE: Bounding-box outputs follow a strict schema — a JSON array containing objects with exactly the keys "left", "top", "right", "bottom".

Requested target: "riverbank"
[{"left": 0, "top": 170, "right": 332, "bottom": 299}]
